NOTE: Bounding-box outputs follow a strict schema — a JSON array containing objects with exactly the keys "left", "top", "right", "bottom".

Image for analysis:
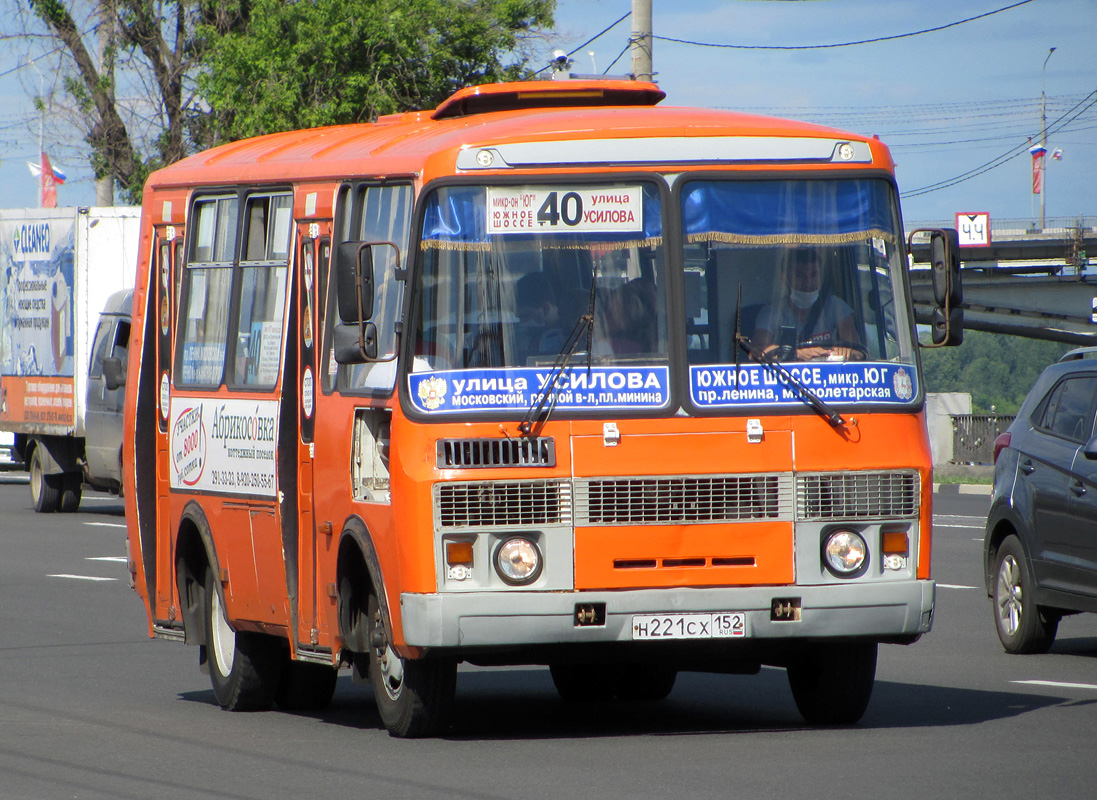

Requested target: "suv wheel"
[{"left": 993, "top": 535, "right": 1059, "bottom": 654}]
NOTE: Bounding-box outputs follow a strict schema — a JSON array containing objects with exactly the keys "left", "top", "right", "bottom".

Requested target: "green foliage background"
[
  {"left": 197, "top": 0, "right": 555, "bottom": 143},
  {"left": 920, "top": 329, "right": 1071, "bottom": 413}
]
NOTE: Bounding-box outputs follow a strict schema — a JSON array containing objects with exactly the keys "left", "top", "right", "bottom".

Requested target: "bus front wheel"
[
  {"left": 367, "top": 593, "right": 455, "bottom": 737},
  {"left": 204, "top": 567, "right": 283, "bottom": 711},
  {"left": 786, "top": 641, "right": 877, "bottom": 725}
]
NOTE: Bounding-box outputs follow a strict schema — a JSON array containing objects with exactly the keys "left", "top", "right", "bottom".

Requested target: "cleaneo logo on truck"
[{"left": 12, "top": 222, "right": 52, "bottom": 262}]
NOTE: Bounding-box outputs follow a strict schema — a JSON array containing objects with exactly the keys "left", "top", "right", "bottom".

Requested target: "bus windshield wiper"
[
  {"left": 733, "top": 293, "right": 845, "bottom": 429},
  {"left": 518, "top": 310, "right": 594, "bottom": 436}
]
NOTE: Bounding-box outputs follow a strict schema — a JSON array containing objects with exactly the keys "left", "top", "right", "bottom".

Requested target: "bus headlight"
[
  {"left": 494, "top": 537, "right": 543, "bottom": 585},
  {"left": 823, "top": 529, "right": 868, "bottom": 577}
]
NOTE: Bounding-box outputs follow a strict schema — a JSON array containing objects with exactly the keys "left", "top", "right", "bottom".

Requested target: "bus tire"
[
  {"left": 59, "top": 473, "right": 82, "bottom": 513},
  {"left": 367, "top": 593, "right": 456, "bottom": 737},
  {"left": 29, "top": 447, "right": 61, "bottom": 513},
  {"left": 204, "top": 567, "right": 283, "bottom": 711},
  {"left": 276, "top": 661, "right": 338, "bottom": 711},
  {"left": 787, "top": 641, "right": 877, "bottom": 726}
]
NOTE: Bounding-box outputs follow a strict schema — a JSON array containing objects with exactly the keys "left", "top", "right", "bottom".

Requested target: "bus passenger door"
[{"left": 294, "top": 222, "right": 330, "bottom": 647}]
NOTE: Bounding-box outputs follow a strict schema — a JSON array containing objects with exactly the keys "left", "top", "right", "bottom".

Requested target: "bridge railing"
[{"left": 950, "top": 414, "right": 1015, "bottom": 465}]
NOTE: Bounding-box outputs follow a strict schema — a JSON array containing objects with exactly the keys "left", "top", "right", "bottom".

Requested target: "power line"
[
  {"left": 529, "top": 12, "right": 631, "bottom": 77},
  {"left": 653, "top": 0, "right": 1035, "bottom": 51},
  {"left": 902, "top": 91, "right": 1097, "bottom": 197}
]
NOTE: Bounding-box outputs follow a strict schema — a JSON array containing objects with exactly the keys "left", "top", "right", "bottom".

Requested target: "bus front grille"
[
  {"left": 436, "top": 437, "right": 556, "bottom": 469},
  {"left": 435, "top": 480, "right": 572, "bottom": 528},
  {"left": 573, "top": 474, "right": 793, "bottom": 526},
  {"left": 796, "top": 471, "right": 919, "bottom": 520}
]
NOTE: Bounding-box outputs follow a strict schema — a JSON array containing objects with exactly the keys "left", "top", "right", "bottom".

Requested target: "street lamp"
[{"left": 1040, "top": 47, "right": 1056, "bottom": 230}]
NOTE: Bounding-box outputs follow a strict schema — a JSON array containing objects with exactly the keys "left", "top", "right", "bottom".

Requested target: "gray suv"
[{"left": 984, "top": 347, "right": 1097, "bottom": 653}]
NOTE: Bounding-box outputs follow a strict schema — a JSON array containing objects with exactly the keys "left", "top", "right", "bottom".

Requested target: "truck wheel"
[
  {"left": 993, "top": 535, "right": 1059, "bottom": 654},
  {"left": 787, "top": 641, "right": 877, "bottom": 726},
  {"left": 60, "top": 473, "right": 82, "bottom": 513},
  {"left": 204, "top": 566, "right": 283, "bottom": 711},
  {"left": 29, "top": 447, "right": 61, "bottom": 513},
  {"left": 367, "top": 593, "right": 455, "bottom": 737},
  {"left": 276, "top": 661, "right": 338, "bottom": 711}
]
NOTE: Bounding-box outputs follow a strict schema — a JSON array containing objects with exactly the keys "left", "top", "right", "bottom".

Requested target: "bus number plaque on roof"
[{"left": 486, "top": 186, "right": 643, "bottom": 235}]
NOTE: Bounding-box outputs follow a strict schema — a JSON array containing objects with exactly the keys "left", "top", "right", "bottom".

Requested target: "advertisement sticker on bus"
[
  {"left": 168, "top": 397, "right": 278, "bottom": 497},
  {"left": 409, "top": 365, "right": 669, "bottom": 414},
  {"left": 689, "top": 362, "right": 917, "bottom": 408},
  {"left": 486, "top": 186, "right": 643, "bottom": 235}
]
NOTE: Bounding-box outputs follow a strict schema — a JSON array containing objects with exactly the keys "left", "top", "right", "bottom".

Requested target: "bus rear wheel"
[
  {"left": 367, "top": 593, "right": 455, "bottom": 737},
  {"left": 204, "top": 567, "right": 283, "bottom": 711},
  {"left": 786, "top": 641, "right": 877, "bottom": 726}
]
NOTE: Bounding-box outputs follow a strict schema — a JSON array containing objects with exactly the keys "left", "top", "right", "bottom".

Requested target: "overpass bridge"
[{"left": 908, "top": 215, "right": 1097, "bottom": 344}]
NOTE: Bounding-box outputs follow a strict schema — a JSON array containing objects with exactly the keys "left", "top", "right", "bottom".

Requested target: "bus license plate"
[{"left": 632, "top": 612, "right": 746, "bottom": 640}]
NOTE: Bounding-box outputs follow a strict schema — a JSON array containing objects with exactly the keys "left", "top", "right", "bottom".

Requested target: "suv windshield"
[{"left": 408, "top": 183, "right": 671, "bottom": 415}]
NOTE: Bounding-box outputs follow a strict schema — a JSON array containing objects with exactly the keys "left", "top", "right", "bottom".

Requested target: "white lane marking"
[
  {"left": 84, "top": 521, "right": 126, "bottom": 528},
  {"left": 1013, "top": 680, "right": 1097, "bottom": 691},
  {"left": 78, "top": 497, "right": 119, "bottom": 502},
  {"left": 48, "top": 574, "right": 117, "bottom": 582},
  {"left": 935, "top": 515, "right": 986, "bottom": 523},
  {"left": 937, "top": 584, "right": 978, "bottom": 589},
  {"left": 87, "top": 556, "right": 127, "bottom": 563},
  {"left": 935, "top": 524, "right": 981, "bottom": 530}
]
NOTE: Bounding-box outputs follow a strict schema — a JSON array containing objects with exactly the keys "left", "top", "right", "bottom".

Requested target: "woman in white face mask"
[{"left": 753, "top": 248, "right": 863, "bottom": 361}]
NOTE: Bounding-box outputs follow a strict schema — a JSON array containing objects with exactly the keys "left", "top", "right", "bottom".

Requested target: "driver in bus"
[{"left": 753, "top": 247, "right": 863, "bottom": 361}]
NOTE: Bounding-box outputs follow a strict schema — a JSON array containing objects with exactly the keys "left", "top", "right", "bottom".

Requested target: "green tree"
[
  {"left": 921, "top": 330, "right": 1071, "bottom": 413},
  {"left": 197, "top": 0, "right": 555, "bottom": 143}
]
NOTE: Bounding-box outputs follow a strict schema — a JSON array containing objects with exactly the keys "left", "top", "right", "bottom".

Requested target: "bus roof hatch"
[{"left": 431, "top": 79, "right": 666, "bottom": 120}]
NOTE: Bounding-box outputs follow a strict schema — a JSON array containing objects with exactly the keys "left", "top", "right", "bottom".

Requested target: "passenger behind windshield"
[
  {"left": 595, "top": 277, "right": 657, "bottom": 356},
  {"left": 753, "top": 247, "right": 864, "bottom": 361}
]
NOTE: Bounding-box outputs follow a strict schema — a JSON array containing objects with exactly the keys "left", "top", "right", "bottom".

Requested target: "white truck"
[{"left": 0, "top": 207, "right": 139, "bottom": 511}]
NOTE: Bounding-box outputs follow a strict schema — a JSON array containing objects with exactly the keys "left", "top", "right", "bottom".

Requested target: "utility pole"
[
  {"left": 1040, "top": 47, "right": 1056, "bottom": 231},
  {"left": 630, "top": 0, "right": 653, "bottom": 82}
]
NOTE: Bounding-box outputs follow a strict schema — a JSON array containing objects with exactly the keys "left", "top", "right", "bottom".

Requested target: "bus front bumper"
[{"left": 400, "top": 580, "right": 935, "bottom": 649}]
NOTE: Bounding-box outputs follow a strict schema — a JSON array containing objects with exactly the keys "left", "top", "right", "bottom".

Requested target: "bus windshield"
[
  {"left": 680, "top": 177, "right": 913, "bottom": 369},
  {"left": 411, "top": 183, "right": 668, "bottom": 373}
]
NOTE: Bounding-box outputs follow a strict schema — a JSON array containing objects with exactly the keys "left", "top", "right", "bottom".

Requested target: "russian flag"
[{"left": 27, "top": 154, "right": 67, "bottom": 184}]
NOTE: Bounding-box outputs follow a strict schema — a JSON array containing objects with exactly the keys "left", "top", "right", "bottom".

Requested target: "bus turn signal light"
[{"left": 446, "top": 541, "right": 473, "bottom": 565}]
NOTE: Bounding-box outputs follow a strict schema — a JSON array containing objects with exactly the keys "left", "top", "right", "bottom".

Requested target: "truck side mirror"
[{"left": 103, "top": 356, "right": 126, "bottom": 390}]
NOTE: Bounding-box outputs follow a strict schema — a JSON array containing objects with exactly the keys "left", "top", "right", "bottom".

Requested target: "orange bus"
[{"left": 123, "top": 79, "right": 962, "bottom": 736}]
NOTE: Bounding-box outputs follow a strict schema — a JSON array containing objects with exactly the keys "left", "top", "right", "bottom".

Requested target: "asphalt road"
[{"left": 1, "top": 475, "right": 1095, "bottom": 799}]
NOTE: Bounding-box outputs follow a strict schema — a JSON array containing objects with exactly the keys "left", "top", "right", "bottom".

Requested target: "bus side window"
[{"left": 177, "top": 197, "right": 237, "bottom": 387}]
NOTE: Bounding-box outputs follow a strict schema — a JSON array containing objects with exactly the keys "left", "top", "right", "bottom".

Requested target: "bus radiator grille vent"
[
  {"left": 795, "top": 471, "right": 919, "bottom": 520},
  {"left": 436, "top": 437, "right": 556, "bottom": 469},
  {"left": 574, "top": 474, "right": 793, "bottom": 526},
  {"left": 436, "top": 480, "right": 572, "bottom": 528}
]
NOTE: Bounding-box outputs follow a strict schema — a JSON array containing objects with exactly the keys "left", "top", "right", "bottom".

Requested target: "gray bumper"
[{"left": 400, "top": 580, "right": 935, "bottom": 648}]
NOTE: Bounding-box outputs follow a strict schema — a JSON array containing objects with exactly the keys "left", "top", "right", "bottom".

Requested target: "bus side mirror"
[
  {"left": 912, "top": 227, "right": 964, "bottom": 348},
  {"left": 930, "top": 228, "right": 963, "bottom": 308},
  {"left": 103, "top": 356, "right": 126, "bottom": 390},
  {"left": 334, "top": 321, "right": 378, "bottom": 363},
  {"left": 335, "top": 242, "right": 375, "bottom": 324}
]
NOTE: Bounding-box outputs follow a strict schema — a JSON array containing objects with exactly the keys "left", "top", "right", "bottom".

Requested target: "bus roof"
[{"left": 146, "top": 80, "right": 890, "bottom": 192}]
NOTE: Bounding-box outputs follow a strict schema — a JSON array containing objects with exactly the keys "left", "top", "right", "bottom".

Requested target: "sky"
[{"left": 1, "top": 0, "right": 1094, "bottom": 227}]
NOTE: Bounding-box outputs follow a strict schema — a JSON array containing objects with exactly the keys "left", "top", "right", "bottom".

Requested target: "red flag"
[
  {"left": 40, "top": 152, "right": 58, "bottom": 208},
  {"left": 1031, "top": 151, "right": 1043, "bottom": 196}
]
